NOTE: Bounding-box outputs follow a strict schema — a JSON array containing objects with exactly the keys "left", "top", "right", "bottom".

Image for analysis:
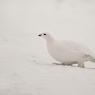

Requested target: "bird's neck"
[{"left": 46, "top": 35, "right": 55, "bottom": 43}]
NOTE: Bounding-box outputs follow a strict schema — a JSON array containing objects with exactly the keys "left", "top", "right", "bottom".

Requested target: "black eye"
[{"left": 44, "top": 34, "right": 46, "bottom": 35}]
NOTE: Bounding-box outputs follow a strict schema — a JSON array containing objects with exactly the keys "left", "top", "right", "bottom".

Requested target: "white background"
[{"left": 0, "top": 0, "right": 95, "bottom": 95}]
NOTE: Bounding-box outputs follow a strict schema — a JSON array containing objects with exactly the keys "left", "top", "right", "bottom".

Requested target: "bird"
[{"left": 38, "top": 33, "right": 95, "bottom": 68}]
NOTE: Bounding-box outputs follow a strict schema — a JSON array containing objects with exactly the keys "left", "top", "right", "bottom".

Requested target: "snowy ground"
[{"left": 0, "top": 0, "right": 95, "bottom": 95}]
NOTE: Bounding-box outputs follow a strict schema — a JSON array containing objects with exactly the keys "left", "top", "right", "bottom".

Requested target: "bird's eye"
[{"left": 44, "top": 34, "right": 46, "bottom": 35}]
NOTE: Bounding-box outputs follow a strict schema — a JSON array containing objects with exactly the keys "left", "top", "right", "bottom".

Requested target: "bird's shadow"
[
  {"left": 85, "top": 67, "right": 95, "bottom": 70},
  {"left": 52, "top": 63, "right": 95, "bottom": 70}
]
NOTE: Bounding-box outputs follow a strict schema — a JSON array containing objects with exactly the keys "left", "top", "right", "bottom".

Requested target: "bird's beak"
[{"left": 38, "top": 34, "right": 42, "bottom": 37}]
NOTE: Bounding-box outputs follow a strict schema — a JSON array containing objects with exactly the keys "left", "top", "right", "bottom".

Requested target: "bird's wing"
[{"left": 60, "top": 41, "right": 91, "bottom": 55}]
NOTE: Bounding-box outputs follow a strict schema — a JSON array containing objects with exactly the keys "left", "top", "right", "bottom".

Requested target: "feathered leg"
[{"left": 78, "top": 62, "right": 85, "bottom": 68}]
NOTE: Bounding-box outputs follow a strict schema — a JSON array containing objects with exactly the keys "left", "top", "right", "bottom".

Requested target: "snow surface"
[{"left": 0, "top": 0, "right": 95, "bottom": 95}]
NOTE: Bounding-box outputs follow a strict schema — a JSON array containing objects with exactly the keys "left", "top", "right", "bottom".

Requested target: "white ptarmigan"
[{"left": 38, "top": 33, "right": 95, "bottom": 68}]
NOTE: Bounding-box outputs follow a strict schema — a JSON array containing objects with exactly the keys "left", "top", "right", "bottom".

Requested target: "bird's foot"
[
  {"left": 78, "top": 63, "right": 85, "bottom": 68},
  {"left": 52, "top": 63, "right": 65, "bottom": 65},
  {"left": 52, "top": 63, "right": 73, "bottom": 66}
]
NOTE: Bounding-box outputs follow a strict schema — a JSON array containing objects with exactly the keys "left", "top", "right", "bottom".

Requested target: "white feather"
[{"left": 39, "top": 33, "right": 95, "bottom": 66}]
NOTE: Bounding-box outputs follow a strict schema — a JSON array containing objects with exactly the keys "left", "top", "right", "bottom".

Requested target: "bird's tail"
[{"left": 85, "top": 55, "right": 95, "bottom": 62}]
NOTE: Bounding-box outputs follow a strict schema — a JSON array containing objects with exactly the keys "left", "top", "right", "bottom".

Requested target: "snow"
[
  {"left": 0, "top": 0, "right": 95, "bottom": 95},
  {"left": 0, "top": 61, "right": 95, "bottom": 95}
]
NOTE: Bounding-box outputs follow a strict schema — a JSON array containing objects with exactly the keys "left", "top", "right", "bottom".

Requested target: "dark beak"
[{"left": 38, "top": 34, "right": 42, "bottom": 37}]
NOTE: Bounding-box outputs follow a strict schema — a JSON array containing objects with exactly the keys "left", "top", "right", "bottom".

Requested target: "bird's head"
[{"left": 38, "top": 32, "right": 54, "bottom": 42}]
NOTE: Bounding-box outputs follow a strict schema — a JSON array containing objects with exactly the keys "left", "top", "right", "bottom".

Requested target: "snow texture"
[{"left": 0, "top": 0, "right": 95, "bottom": 95}]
